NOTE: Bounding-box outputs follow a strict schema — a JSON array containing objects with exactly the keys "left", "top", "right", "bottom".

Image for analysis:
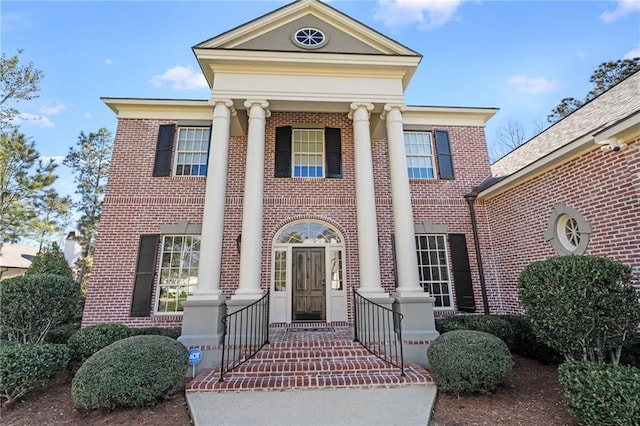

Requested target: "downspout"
[{"left": 464, "top": 188, "right": 490, "bottom": 315}]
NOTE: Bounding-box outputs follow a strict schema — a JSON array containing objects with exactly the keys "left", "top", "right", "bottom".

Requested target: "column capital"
[
  {"left": 208, "top": 98, "right": 237, "bottom": 116},
  {"left": 348, "top": 102, "right": 374, "bottom": 119},
  {"left": 381, "top": 103, "right": 406, "bottom": 120},
  {"left": 244, "top": 100, "right": 271, "bottom": 118}
]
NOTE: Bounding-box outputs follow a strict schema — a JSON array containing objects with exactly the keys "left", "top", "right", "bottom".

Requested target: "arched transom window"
[{"left": 276, "top": 221, "right": 342, "bottom": 244}]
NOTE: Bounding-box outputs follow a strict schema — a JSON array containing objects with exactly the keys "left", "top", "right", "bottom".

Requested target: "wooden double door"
[{"left": 292, "top": 247, "right": 326, "bottom": 321}]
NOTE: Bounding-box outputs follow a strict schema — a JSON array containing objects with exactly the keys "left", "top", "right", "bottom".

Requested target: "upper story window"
[
  {"left": 293, "top": 129, "right": 324, "bottom": 178},
  {"left": 404, "top": 132, "right": 435, "bottom": 179},
  {"left": 152, "top": 124, "right": 210, "bottom": 177},
  {"left": 175, "top": 127, "right": 210, "bottom": 176},
  {"left": 274, "top": 126, "right": 342, "bottom": 179}
]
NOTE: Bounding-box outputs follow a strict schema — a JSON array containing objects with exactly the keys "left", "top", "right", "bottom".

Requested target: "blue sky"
[{"left": 2, "top": 0, "right": 639, "bottom": 200}]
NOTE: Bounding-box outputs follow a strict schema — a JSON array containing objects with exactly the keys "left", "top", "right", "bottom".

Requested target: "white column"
[
  {"left": 349, "top": 103, "right": 388, "bottom": 298},
  {"left": 234, "top": 100, "right": 270, "bottom": 299},
  {"left": 383, "top": 104, "right": 423, "bottom": 296},
  {"left": 192, "top": 99, "right": 235, "bottom": 300}
]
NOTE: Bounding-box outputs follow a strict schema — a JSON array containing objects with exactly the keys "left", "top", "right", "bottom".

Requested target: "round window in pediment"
[{"left": 292, "top": 27, "right": 327, "bottom": 49}]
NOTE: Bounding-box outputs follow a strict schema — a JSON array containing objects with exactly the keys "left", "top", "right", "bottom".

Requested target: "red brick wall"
[
  {"left": 484, "top": 138, "right": 640, "bottom": 313},
  {"left": 84, "top": 113, "right": 496, "bottom": 327}
]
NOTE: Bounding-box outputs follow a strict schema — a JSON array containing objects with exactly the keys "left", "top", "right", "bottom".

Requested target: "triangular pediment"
[{"left": 194, "top": 0, "right": 419, "bottom": 57}]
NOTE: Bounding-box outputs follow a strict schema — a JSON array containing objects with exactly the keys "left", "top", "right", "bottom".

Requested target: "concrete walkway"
[{"left": 186, "top": 385, "right": 437, "bottom": 426}]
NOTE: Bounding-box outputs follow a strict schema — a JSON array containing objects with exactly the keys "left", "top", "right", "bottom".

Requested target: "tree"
[
  {"left": 63, "top": 128, "right": 113, "bottom": 284},
  {"left": 25, "top": 242, "right": 73, "bottom": 278},
  {"left": 31, "top": 188, "right": 72, "bottom": 250},
  {"left": 548, "top": 57, "right": 640, "bottom": 124},
  {"left": 0, "top": 49, "right": 43, "bottom": 126},
  {"left": 586, "top": 57, "right": 640, "bottom": 101},
  {"left": 0, "top": 129, "right": 61, "bottom": 243}
]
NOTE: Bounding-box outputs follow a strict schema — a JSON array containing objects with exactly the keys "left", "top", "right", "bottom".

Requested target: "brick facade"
[
  {"left": 484, "top": 137, "right": 640, "bottom": 313},
  {"left": 83, "top": 112, "right": 496, "bottom": 327}
]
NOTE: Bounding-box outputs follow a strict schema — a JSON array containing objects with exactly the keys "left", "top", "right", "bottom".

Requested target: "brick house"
[{"left": 84, "top": 0, "right": 639, "bottom": 367}]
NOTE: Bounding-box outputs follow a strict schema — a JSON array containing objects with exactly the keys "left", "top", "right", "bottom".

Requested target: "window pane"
[
  {"left": 175, "top": 127, "right": 210, "bottom": 176},
  {"left": 293, "top": 129, "right": 324, "bottom": 178},
  {"left": 415, "top": 234, "right": 452, "bottom": 308},
  {"left": 157, "top": 235, "right": 200, "bottom": 313},
  {"left": 405, "top": 132, "right": 435, "bottom": 180}
]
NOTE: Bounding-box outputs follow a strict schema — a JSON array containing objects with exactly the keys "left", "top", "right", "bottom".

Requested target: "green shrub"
[
  {"left": 435, "top": 314, "right": 562, "bottom": 364},
  {"left": 67, "top": 324, "right": 133, "bottom": 370},
  {"left": 0, "top": 343, "right": 70, "bottom": 406},
  {"left": 131, "top": 327, "right": 181, "bottom": 339},
  {"left": 427, "top": 330, "right": 513, "bottom": 396},
  {"left": 71, "top": 335, "right": 188, "bottom": 411},
  {"left": 45, "top": 323, "right": 81, "bottom": 344},
  {"left": 25, "top": 243, "right": 74, "bottom": 278},
  {"left": 558, "top": 361, "right": 640, "bottom": 425},
  {"left": 0, "top": 274, "right": 81, "bottom": 343},
  {"left": 518, "top": 255, "right": 640, "bottom": 364}
]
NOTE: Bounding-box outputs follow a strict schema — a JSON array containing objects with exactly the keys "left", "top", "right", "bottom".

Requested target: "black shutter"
[
  {"left": 274, "top": 126, "right": 292, "bottom": 177},
  {"left": 153, "top": 124, "right": 176, "bottom": 177},
  {"left": 130, "top": 235, "right": 159, "bottom": 317},
  {"left": 325, "top": 127, "right": 342, "bottom": 178},
  {"left": 434, "top": 129, "right": 454, "bottom": 179},
  {"left": 448, "top": 234, "right": 476, "bottom": 312}
]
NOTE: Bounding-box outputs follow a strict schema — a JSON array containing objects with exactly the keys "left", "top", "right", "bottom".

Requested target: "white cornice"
[
  {"left": 403, "top": 106, "right": 498, "bottom": 126},
  {"left": 102, "top": 98, "right": 213, "bottom": 120}
]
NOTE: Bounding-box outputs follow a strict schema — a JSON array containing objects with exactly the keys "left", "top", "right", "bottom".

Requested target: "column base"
[
  {"left": 178, "top": 297, "right": 227, "bottom": 372},
  {"left": 393, "top": 293, "right": 440, "bottom": 368}
]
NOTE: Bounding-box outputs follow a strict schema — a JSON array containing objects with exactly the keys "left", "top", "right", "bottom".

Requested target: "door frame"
[
  {"left": 292, "top": 247, "right": 326, "bottom": 321},
  {"left": 270, "top": 219, "right": 347, "bottom": 324}
]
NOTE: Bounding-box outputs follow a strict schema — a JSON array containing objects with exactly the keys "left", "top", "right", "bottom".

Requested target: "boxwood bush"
[
  {"left": 435, "top": 314, "right": 561, "bottom": 364},
  {"left": 519, "top": 255, "right": 640, "bottom": 364},
  {"left": 67, "top": 323, "right": 133, "bottom": 371},
  {"left": 0, "top": 343, "right": 70, "bottom": 406},
  {"left": 131, "top": 327, "right": 181, "bottom": 339},
  {"left": 427, "top": 330, "right": 513, "bottom": 396},
  {"left": 558, "top": 361, "right": 640, "bottom": 425},
  {"left": 0, "top": 274, "right": 81, "bottom": 343},
  {"left": 71, "top": 335, "right": 188, "bottom": 411}
]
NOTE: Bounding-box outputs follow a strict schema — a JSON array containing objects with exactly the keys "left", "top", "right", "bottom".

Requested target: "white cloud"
[
  {"left": 39, "top": 102, "right": 65, "bottom": 115},
  {"left": 104, "top": 58, "right": 113, "bottom": 65},
  {"left": 600, "top": 0, "right": 640, "bottom": 23},
  {"left": 84, "top": 112, "right": 92, "bottom": 119},
  {"left": 623, "top": 44, "right": 640, "bottom": 59},
  {"left": 374, "top": 0, "right": 463, "bottom": 29},
  {"left": 41, "top": 155, "right": 65, "bottom": 165},
  {"left": 149, "top": 65, "right": 208, "bottom": 90},
  {"left": 12, "top": 113, "right": 55, "bottom": 128},
  {"left": 507, "top": 76, "right": 562, "bottom": 94}
]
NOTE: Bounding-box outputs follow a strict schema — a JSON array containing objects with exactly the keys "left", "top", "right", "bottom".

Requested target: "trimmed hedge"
[
  {"left": 71, "top": 335, "right": 188, "bottom": 411},
  {"left": 428, "top": 330, "right": 513, "bottom": 396},
  {"left": 131, "top": 327, "right": 181, "bottom": 339},
  {"left": 558, "top": 361, "right": 640, "bottom": 425},
  {"left": 0, "top": 343, "right": 70, "bottom": 406},
  {"left": 67, "top": 324, "right": 133, "bottom": 370},
  {"left": 519, "top": 255, "right": 640, "bottom": 364},
  {"left": 435, "top": 314, "right": 561, "bottom": 364},
  {"left": 0, "top": 274, "right": 81, "bottom": 343}
]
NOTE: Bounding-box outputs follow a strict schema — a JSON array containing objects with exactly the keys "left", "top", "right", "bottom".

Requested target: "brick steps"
[{"left": 187, "top": 327, "right": 433, "bottom": 392}]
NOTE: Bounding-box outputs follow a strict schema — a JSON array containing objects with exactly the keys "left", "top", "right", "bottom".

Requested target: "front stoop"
[{"left": 186, "top": 326, "right": 434, "bottom": 392}]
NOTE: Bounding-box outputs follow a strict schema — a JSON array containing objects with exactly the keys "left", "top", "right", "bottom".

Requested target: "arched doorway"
[{"left": 270, "top": 220, "right": 347, "bottom": 323}]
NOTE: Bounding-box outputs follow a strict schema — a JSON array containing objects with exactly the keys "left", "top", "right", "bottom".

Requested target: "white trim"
[{"left": 270, "top": 219, "right": 347, "bottom": 323}]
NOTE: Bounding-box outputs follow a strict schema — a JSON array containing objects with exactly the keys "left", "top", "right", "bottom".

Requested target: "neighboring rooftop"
[
  {"left": 0, "top": 244, "right": 38, "bottom": 269},
  {"left": 491, "top": 70, "right": 640, "bottom": 178}
]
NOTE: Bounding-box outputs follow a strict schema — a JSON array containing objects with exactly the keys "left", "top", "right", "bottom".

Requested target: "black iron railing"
[
  {"left": 219, "top": 290, "right": 270, "bottom": 382},
  {"left": 353, "top": 288, "right": 405, "bottom": 376}
]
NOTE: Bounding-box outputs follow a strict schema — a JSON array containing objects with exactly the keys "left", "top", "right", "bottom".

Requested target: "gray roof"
[{"left": 491, "top": 71, "right": 640, "bottom": 177}]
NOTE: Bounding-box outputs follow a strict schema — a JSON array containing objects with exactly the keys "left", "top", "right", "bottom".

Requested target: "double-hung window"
[
  {"left": 415, "top": 234, "right": 453, "bottom": 309},
  {"left": 293, "top": 129, "right": 324, "bottom": 178},
  {"left": 404, "top": 132, "right": 435, "bottom": 179},
  {"left": 175, "top": 127, "right": 210, "bottom": 176},
  {"left": 156, "top": 235, "right": 200, "bottom": 313}
]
